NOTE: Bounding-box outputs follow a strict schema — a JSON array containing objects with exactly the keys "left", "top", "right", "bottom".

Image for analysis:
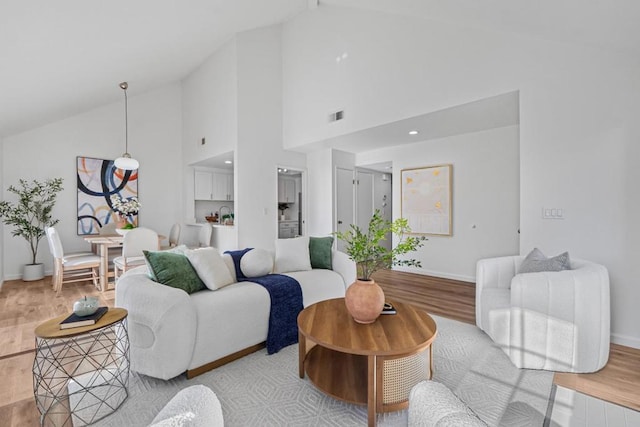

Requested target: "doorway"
[
  {"left": 277, "top": 167, "right": 304, "bottom": 238},
  {"left": 335, "top": 167, "right": 354, "bottom": 252},
  {"left": 335, "top": 167, "right": 391, "bottom": 252}
]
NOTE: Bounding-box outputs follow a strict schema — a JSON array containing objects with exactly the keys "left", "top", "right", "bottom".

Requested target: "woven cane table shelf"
[
  {"left": 297, "top": 298, "right": 437, "bottom": 427},
  {"left": 33, "top": 308, "right": 130, "bottom": 427}
]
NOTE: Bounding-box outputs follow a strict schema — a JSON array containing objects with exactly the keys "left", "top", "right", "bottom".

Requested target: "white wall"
[
  {"left": 306, "top": 148, "right": 333, "bottom": 236},
  {"left": 0, "top": 140, "right": 3, "bottom": 286},
  {"left": 282, "top": 6, "right": 640, "bottom": 346},
  {"left": 181, "top": 40, "right": 238, "bottom": 242},
  {"left": 359, "top": 126, "right": 520, "bottom": 281},
  {"left": 2, "top": 84, "right": 183, "bottom": 279},
  {"left": 235, "top": 25, "right": 306, "bottom": 250},
  {"left": 181, "top": 41, "right": 238, "bottom": 166}
]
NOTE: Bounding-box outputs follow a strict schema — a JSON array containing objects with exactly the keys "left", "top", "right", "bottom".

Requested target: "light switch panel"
[{"left": 543, "top": 207, "right": 565, "bottom": 219}]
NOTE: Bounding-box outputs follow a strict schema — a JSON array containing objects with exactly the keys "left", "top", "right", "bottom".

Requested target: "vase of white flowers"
[{"left": 110, "top": 194, "right": 140, "bottom": 233}]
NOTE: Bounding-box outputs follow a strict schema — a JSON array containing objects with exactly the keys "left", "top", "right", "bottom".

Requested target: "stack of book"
[
  {"left": 60, "top": 307, "right": 108, "bottom": 330},
  {"left": 381, "top": 302, "right": 396, "bottom": 315}
]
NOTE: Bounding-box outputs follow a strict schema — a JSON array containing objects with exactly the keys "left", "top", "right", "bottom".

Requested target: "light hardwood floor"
[
  {"left": 0, "top": 276, "right": 114, "bottom": 426},
  {"left": 0, "top": 270, "right": 638, "bottom": 426}
]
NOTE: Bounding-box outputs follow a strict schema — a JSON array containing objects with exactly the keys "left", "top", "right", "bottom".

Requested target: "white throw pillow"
[
  {"left": 240, "top": 248, "right": 273, "bottom": 278},
  {"left": 221, "top": 253, "right": 237, "bottom": 283},
  {"left": 274, "top": 236, "right": 312, "bottom": 273},
  {"left": 186, "top": 247, "right": 234, "bottom": 290}
]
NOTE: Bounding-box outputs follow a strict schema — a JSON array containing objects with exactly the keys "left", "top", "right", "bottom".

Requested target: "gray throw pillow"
[{"left": 518, "top": 248, "right": 571, "bottom": 274}]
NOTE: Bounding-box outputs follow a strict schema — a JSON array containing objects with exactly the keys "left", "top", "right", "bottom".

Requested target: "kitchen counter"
[
  {"left": 190, "top": 222, "right": 235, "bottom": 228},
  {"left": 188, "top": 222, "right": 237, "bottom": 252}
]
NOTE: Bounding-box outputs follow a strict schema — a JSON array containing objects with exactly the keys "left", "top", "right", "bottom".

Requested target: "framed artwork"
[
  {"left": 401, "top": 164, "right": 452, "bottom": 236},
  {"left": 76, "top": 156, "right": 138, "bottom": 235}
]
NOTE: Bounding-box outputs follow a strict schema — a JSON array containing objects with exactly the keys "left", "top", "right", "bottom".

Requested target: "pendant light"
[{"left": 114, "top": 82, "right": 139, "bottom": 170}]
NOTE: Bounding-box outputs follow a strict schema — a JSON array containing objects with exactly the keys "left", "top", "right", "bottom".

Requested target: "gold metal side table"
[{"left": 33, "top": 308, "right": 130, "bottom": 427}]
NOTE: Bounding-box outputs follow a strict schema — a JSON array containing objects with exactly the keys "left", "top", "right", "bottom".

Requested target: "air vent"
[{"left": 329, "top": 110, "right": 345, "bottom": 122}]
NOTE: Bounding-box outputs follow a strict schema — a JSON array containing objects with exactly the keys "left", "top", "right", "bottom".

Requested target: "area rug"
[{"left": 95, "top": 315, "right": 553, "bottom": 426}]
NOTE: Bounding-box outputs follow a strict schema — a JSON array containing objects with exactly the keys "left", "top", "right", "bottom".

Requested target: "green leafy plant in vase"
[
  {"left": 0, "top": 178, "right": 64, "bottom": 281},
  {"left": 334, "top": 209, "right": 426, "bottom": 323}
]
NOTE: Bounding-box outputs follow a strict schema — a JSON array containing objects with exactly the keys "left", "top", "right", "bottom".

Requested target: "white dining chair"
[
  {"left": 45, "top": 227, "right": 95, "bottom": 290},
  {"left": 45, "top": 227, "right": 101, "bottom": 293},
  {"left": 161, "top": 223, "right": 181, "bottom": 249},
  {"left": 197, "top": 225, "right": 212, "bottom": 248},
  {"left": 113, "top": 227, "right": 159, "bottom": 280}
]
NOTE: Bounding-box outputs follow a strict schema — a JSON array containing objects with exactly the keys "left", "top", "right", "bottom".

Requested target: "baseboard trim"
[
  {"left": 611, "top": 333, "right": 640, "bottom": 349},
  {"left": 393, "top": 266, "right": 475, "bottom": 283},
  {"left": 186, "top": 342, "right": 266, "bottom": 379},
  {"left": 3, "top": 269, "right": 54, "bottom": 282}
]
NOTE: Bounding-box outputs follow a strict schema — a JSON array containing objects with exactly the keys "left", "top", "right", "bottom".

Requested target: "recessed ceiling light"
[
  {"left": 385, "top": 166, "right": 392, "bottom": 169},
  {"left": 408, "top": 130, "right": 419, "bottom": 135},
  {"left": 224, "top": 160, "right": 232, "bottom": 164}
]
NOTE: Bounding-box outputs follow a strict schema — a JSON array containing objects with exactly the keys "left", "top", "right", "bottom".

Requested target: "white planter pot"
[{"left": 23, "top": 263, "right": 45, "bottom": 281}]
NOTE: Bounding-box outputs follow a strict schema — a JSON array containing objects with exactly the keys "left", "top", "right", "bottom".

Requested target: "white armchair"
[{"left": 476, "top": 256, "right": 610, "bottom": 373}]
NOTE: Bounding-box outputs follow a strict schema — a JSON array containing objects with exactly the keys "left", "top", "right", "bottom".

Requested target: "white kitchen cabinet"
[
  {"left": 194, "top": 169, "right": 233, "bottom": 201},
  {"left": 194, "top": 170, "right": 214, "bottom": 200},
  {"left": 212, "top": 172, "right": 233, "bottom": 201},
  {"left": 278, "top": 177, "right": 296, "bottom": 203},
  {"left": 278, "top": 221, "right": 298, "bottom": 238}
]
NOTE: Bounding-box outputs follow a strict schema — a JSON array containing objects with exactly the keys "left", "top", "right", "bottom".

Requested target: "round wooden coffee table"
[{"left": 297, "top": 298, "right": 437, "bottom": 427}]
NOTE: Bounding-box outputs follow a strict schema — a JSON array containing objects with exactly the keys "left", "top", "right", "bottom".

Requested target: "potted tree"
[
  {"left": 335, "top": 209, "right": 426, "bottom": 323},
  {"left": 0, "top": 178, "right": 64, "bottom": 281}
]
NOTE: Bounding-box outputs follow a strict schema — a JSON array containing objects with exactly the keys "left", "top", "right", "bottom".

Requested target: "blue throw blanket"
[{"left": 225, "top": 249, "right": 303, "bottom": 354}]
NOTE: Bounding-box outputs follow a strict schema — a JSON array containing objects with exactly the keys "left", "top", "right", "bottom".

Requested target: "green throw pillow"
[
  {"left": 309, "top": 236, "right": 333, "bottom": 270},
  {"left": 143, "top": 250, "right": 205, "bottom": 294}
]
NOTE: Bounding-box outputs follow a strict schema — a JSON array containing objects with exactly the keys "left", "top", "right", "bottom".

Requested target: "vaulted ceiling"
[{"left": 2, "top": 0, "right": 639, "bottom": 138}]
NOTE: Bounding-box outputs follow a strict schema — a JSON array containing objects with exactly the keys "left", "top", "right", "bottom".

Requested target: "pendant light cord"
[{"left": 123, "top": 85, "right": 128, "bottom": 153}]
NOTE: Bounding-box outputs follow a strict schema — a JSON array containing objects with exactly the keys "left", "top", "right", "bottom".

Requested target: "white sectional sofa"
[{"left": 115, "top": 246, "right": 355, "bottom": 380}]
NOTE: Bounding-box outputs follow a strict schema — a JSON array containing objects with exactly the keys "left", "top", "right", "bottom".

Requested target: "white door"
[
  {"left": 335, "top": 167, "right": 354, "bottom": 252},
  {"left": 356, "top": 171, "right": 374, "bottom": 231}
]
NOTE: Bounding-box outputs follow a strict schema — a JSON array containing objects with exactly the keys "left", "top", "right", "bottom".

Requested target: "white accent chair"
[
  {"left": 476, "top": 255, "right": 610, "bottom": 373},
  {"left": 45, "top": 227, "right": 101, "bottom": 293},
  {"left": 113, "top": 228, "right": 159, "bottom": 281}
]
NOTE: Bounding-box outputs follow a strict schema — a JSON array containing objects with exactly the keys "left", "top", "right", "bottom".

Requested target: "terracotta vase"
[{"left": 345, "top": 278, "right": 385, "bottom": 324}]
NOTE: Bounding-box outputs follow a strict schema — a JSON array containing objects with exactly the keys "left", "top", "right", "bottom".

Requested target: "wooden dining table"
[
  {"left": 84, "top": 234, "right": 165, "bottom": 292},
  {"left": 83, "top": 235, "right": 125, "bottom": 292}
]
